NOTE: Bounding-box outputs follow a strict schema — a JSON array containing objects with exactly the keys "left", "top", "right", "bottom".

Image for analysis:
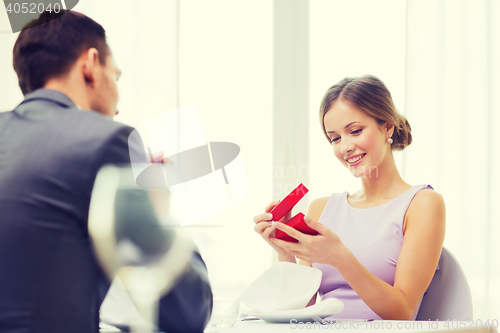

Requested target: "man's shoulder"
[
  {"left": 53, "top": 111, "right": 137, "bottom": 157},
  {"left": 71, "top": 109, "right": 133, "bottom": 137},
  {"left": 6, "top": 90, "right": 144, "bottom": 163},
  {"left": 13, "top": 89, "right": 134, "bottom": 140}
]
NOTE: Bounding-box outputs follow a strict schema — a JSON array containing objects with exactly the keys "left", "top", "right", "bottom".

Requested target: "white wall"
[{"left": 308, "top": 0, "right": 406, "bottom": 200}]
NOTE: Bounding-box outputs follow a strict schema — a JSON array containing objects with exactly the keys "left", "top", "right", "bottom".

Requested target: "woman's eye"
[
  {"left": 330, "top": 138, "right": 340, "bottom": 143},
  {"left": 330, "top": 129, "right": 361, "bottom": 143}
]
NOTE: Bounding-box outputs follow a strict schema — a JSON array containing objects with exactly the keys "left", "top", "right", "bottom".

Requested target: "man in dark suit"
[{"left": 0, "top": 10, "right": 212, "bottom": 333}]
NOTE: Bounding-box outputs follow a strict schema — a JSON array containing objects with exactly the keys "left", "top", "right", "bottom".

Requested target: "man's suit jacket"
[{"left": 0, "top": 89, "right": 212, "bottom": 333}]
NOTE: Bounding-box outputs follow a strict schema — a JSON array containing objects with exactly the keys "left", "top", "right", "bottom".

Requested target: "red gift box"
[
  {"left": 270, "top": 183, "right": 308, "bottom": 221},
  {"left": 275, "top": 213, "right": 319, "bottom": 242},
  {"left": 269, "top": 184, "right": 319, "bottom": 242}
]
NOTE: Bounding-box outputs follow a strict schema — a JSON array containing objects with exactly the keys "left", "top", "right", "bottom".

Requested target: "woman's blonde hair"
[{"left": 319, "top": 75, "right": 412, "bottom": 151}]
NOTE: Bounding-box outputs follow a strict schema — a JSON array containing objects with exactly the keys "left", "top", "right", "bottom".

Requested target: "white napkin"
[
  {"left": 243, "top": 298, "right": 345, "bottom": 322},
  {"left": 240, "top": 262, "right": 323, "bottom": 312}
]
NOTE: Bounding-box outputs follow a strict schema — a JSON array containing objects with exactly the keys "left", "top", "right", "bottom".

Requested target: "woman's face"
[{"left": 323, "top": 99, "right": 393, "bottom": 178}]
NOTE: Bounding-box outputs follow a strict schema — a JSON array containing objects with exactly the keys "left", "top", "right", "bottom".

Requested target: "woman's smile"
[{"left": 346, "top": 153, "right": 366, "bottom": 166}]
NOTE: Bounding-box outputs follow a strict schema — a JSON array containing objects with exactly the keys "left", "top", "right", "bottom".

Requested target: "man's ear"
[{"left": 82, "top": 48, "right": 100, "bottom": 86}]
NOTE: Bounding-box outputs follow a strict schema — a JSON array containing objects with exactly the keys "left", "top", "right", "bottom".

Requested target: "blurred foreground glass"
[
  {"left": 89, "top": 164, "right": 193, "bottom": 333},
  {"left": 206, "top": 297, "right": 240, "bottom": 330}
]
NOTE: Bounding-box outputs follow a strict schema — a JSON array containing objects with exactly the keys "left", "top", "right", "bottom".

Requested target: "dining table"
[
  {"left": 100, "top": 318, "right": 499, "bottom": 333},
  {"left": 204, "top": 318, "right": 499, "bottom": 333}
]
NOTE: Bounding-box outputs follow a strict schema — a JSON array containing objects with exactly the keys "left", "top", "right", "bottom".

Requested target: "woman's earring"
[{"left": 387, "top": 138, "right": 393, "bottom": 144}]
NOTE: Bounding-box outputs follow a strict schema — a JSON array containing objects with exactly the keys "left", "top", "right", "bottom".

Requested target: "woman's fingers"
[
  {"left": 261, "top": 224, "right": 276, "bottom": 239},
  {"left": 303, "top": 215, "right": 328, "bottom": 234},
  {"left": 265, "top": 200, "right": 280, "bottom": 213},
  {"left": 253, "top": 212, "right": 273, "bottom": 224},
  {"left": 253, "top": 200, "right": 281, "bottom": 225},
  {"left": 254, "top": 220, "right": 272, "bottom": 233},
  {"left": 254, "top": 221, "right": 277, "bottom": 240},
  {"left": 270, "top": 234, "right": 296, "bottom": 250},
  {"left": 273, "top": 221, "right": 307, "bottom": 241}
]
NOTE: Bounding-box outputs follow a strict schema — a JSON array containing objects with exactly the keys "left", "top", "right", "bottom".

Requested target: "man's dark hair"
[{"left": 13, "top": 10, "right": 109, "bottom": 95}]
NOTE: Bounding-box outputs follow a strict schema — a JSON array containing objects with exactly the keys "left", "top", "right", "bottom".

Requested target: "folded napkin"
[
  {"left": 243, "top": 298, "right": 344, "bottom": 321},
  {"left": 240, "top": 262, "right": 323, "bottom": 312}
]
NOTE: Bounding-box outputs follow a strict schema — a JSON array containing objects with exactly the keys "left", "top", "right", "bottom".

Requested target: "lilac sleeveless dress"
[{"left": 312, "top": 184, "right": 436, "bottom": 320}]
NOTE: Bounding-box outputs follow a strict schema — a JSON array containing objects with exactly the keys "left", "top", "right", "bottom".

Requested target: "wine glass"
[{"left": 89, "top": 163, "right": 193, "bottom": 333}]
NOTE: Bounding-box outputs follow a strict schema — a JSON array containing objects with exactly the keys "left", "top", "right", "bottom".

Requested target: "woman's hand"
[
  {"left": 269, "top": 215, "right": 349, "bottom": 267},
  {"left": 253, "top": 201, "right": 295, "bottom": 262}
]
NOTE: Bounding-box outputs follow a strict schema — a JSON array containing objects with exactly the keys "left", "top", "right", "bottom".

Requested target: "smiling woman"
[
  {"left": 320, "top": 76, "right": 412, "bottom": 180},
  {"left": 320, "top": 76, "right": 412, "bottom": 150},
  {"left": 254, "top": 74, "right": 446, "bottom": 321}
]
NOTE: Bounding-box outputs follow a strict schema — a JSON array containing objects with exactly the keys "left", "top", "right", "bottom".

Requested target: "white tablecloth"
[{"left": 205, "top": 319, "right": 498, "bottom": 333}]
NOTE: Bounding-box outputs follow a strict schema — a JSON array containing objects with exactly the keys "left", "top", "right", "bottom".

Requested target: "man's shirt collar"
[{"left": 21, "top": 89, "right": 78, "bottom": 109}]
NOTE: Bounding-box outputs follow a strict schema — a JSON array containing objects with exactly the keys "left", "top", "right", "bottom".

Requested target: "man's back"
[
  {"left": 0, "top": 89, "right": 141, "bottom": 332},
  {"left": 2, "top": 9, "right": 212, "bottom": 332}
]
